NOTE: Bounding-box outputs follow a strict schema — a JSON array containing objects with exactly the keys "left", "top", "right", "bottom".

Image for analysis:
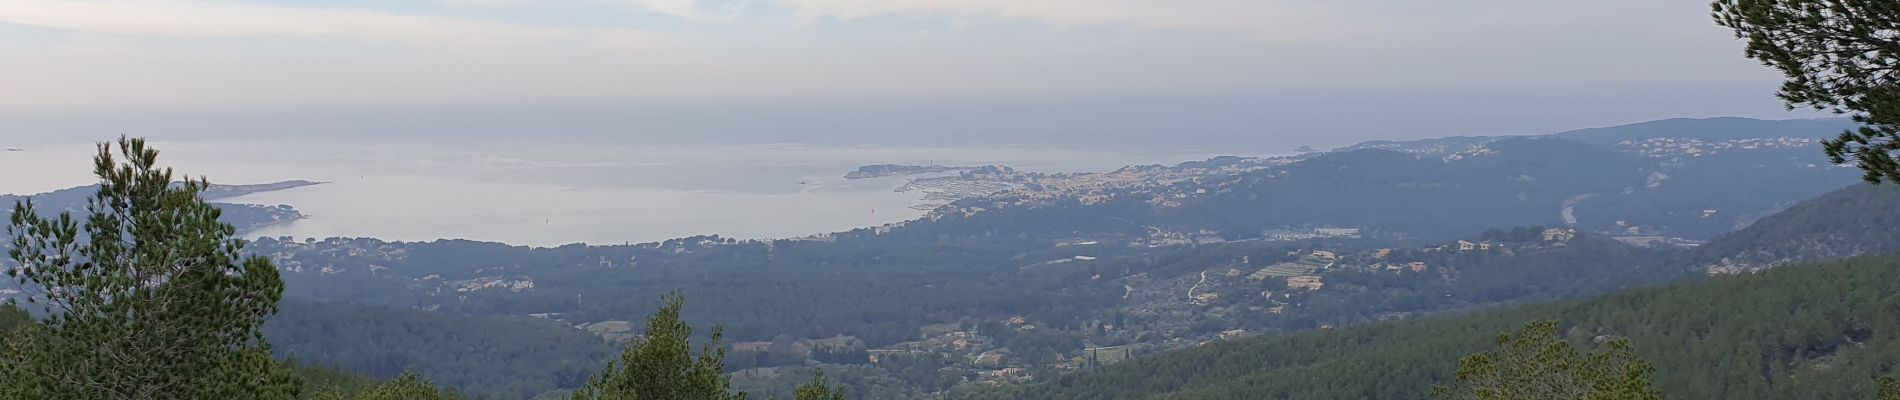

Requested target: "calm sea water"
[{"left": 0, "top": 138, "right": 1249, "bottom": 246}]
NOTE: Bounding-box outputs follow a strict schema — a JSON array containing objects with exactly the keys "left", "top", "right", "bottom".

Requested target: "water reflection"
[{"left": 0, "top": 138, "right": 1231, "bottom": 246}]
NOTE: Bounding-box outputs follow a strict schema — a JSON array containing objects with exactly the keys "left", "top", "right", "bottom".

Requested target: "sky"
[{"left": 0, "top": 0, "right": 1827, "bottom": 148}]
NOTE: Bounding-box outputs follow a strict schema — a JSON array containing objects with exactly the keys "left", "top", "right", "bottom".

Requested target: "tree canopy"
[
  {"left": 962, "top": 254, "right": 1900, "bottom": 399},
  {"left": 569, "top": 292, "right": 853, "bottom": 400},
  {"left": 1430, "top": 321, "right": 1660, "bottom": 400},
  {"left": 793, "top": 370, "right": 848, "bottom": 400},
  {"left": 0, "top": 137, "right": 300, "bottom": 399},
  {"left": 572, "top": 292, "right": 746, "bottom": 400},
  {"left": 1714, "top": 0, "right": 1900, "bottom": 182},
  {"left": 308, "top": 372, "right": 461, "bottom": 400},
  {"left": 0, "top": 303, "right": 27, "bottom": 337}
]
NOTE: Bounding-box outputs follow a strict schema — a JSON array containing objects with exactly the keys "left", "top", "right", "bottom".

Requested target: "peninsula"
[{"left": 844, "top": 164, "right": 975, "bottom": 179}]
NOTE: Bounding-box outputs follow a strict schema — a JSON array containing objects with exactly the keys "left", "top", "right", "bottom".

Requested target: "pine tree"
[
  {"left": 794, "top": 369, "right": 847, "bottom": 400},
  {"left": 0, "top": 302, "right": 27, "bottom": 336},
  {"left": 1430, "top": 321, "right": 1660, "bottom": 400},
  {"left": 1713, "top": 0, "right": 1900, "bottom": 183},
  {"left": 308, "top": 372, "right": 461, "bottom": 400},
  {"left": 0, "top": 137, "right": 299, "bottom": 399},
  {"left": 572, "top": 292, "right": 745, "bottom": 400}
]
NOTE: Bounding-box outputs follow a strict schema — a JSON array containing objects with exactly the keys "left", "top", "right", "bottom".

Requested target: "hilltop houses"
[
  {"left": 1286, "top": 275, "right": 1325, "bottom": 291},
  {"left": 1191, "top": 292, "right": 1221, "bottom": 305},
  {"left": 1313, "top": 227, "right": 1360, "bottom": 237},
  {"left": 1542, "top": 228, "right": 1578, "bottom": 242},
  {"left": 1382, "top": 261, "right": 1429, "bottom": 272}
]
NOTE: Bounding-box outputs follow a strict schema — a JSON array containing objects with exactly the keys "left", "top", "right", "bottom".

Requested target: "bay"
[{"left": 0, "top": 137, "right": 1249, "bottom": 246}]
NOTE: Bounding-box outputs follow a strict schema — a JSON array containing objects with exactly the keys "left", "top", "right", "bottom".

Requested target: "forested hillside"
[
  {"left": 963, "top": 254, "right": 1900, "bottom": 400},
  {"left": 1573, "top": 141, "right": 1852, "bottom": 238},
  {"left": 1697, "top": 183, "right": 1900, "bottom": 273},
  {"left": 1173, "top": 137, "right": 1647, "bottom": 239},
  {"left": 908, "top": 117, "right": 1858, "bottom": 243},
  {"left": 906, "top": 137, "right": 1654, "bottom": 241},
  {"left": 264, "top": 300, "right": 614, "bottom": 399},
  {"left": 961, "top": 181, "right": 1900, "bottom": 399}
]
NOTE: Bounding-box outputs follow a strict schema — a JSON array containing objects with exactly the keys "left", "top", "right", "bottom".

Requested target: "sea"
[{"left": 0, "top": 137, "right": 1264, "bottom": 247}]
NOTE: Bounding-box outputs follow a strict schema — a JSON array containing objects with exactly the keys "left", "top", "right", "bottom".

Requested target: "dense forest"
[
  {"left": 1695, "top": 183, "right": 1900, "bottom": 270},
  {"left": 264, "top": 300, "right": 615, "bottom": 398},
  {"left": 955, "top": 181, "right": 1900, "bottom": 399},
  {"left": 961, "top": 253, "right": 1900, "bottom": 399},
  {"left": 1174, "top": 138, "right": 1649, "bottom": 239}
]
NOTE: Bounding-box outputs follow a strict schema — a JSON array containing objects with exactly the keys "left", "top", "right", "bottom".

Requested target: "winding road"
[{"left": 1186, "top": 271, "right": 1209, "bottom": 301}]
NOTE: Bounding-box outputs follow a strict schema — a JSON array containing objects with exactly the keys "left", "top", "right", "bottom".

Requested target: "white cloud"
[
  {"left": 766, "top": 0, "right": 1357, "bottom": 39},
  {"left": 0, "top": 0, "right": 1787, "bottom": 117},
  {"left": 609, "top": 0, "right": 740, "bottom": 21},
  {"left": 0, "top": 0, "right": 687, "bottom": 110},
  {"left": 438, "top": 0, "right": 742, "bottom": 21},
  {"left": 0, "top": 0, "right": 668, "bottom": 48}
]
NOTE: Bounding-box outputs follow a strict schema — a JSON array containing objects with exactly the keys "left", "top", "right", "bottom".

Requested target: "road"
[
  {"left": 1561, "top": 193, "right": 1599, "bottom": 225},
  {"left": 1186, "top": 271, "right": 1209, "bottom": 301}
]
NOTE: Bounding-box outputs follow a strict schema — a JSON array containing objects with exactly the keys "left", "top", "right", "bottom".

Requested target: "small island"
[{"left": 844, "top": 164, "right": 976, "bottom": 179}]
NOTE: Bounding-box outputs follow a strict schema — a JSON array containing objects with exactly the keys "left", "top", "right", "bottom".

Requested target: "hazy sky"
[{"left": 0, "top": 0, "right": 1824, "bottom": 148}]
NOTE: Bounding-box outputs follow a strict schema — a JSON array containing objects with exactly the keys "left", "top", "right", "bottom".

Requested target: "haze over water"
[{"left": 0, "top": 137, "right": 1251, "bottom": 246}]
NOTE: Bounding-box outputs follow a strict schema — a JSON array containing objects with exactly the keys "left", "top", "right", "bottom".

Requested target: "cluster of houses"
[
  {"left": 1261, "top": 226, "right": 1363, "bottom": 241},
  {"left": 450, "top": 276, "right": 535, "bottom": 293},
  {"left": 914, "top": 155, "right": 1314, "bottom": 220},
  {"left": 1381, "top": 262, "right": 1431, "bottom": 272},
  {"left": 730, "top": 334, "right": 867, "bottom": 357},
  {"left": 1284, "top": 275, "right": 1325, "bottom": 291},
  {"left": 1618, "top": 137, "right": 1817, "bottom": 160}
]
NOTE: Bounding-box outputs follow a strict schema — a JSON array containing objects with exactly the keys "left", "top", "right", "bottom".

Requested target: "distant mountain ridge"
[
  {"left": 897, "top": 116, "right": 1861, "bottom": 244},
  {"left": 1554, "top": 117, "right": 1858, "bottom": 145},
  {"left": 1170, "top": 136, "right": 1650, "bottom": 239},
  {"left": 1334, "top": 117, "right": 1858, "bottom": 154},
  {"left": 1332, "top": 135, "right": 1508, "bottom": 157}
]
